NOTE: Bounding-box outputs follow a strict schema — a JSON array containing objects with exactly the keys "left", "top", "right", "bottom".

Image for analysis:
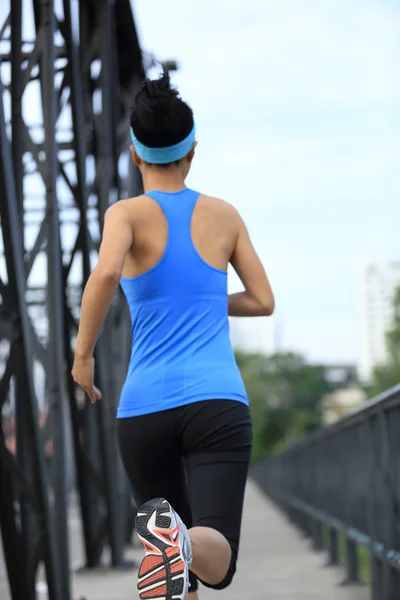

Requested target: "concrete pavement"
[
  {"left": 70, "top": 480, "right": 369, "bottom": 600},
  {"left": 0, "top": 480, "right": 369, "bottom": 599}
]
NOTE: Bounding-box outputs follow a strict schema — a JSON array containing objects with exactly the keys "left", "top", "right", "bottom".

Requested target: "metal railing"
[{"left": 252, "top": 384, "right": 400, "bottom": 600}]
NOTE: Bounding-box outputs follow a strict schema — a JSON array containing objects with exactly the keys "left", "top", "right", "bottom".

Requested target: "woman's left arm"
[{"left": 72, "top": 201, "right": 133, "bottom": 402}]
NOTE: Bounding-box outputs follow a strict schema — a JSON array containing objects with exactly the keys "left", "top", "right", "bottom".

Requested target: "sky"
[
  {"left": 0, "top": 1, "right": 399, "bottom": 366},
  {"left": 132, "top": 0, "right": 400, "bottom": 364}
]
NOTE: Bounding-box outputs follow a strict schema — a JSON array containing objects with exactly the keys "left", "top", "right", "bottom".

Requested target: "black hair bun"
[
  {"left": 130, "top": 67, "right": 194, "bottom": 150},
  {"left": 140, "top": 66, "right": 178, "bottom": 99}
]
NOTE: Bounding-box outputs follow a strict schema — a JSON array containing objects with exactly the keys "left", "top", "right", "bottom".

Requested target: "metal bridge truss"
[{"left": 0, "top": 1, "right": 144, "bottom": 598}]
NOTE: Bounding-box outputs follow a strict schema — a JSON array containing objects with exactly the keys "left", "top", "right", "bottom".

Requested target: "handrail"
[{"left": 252, "top": 383, "right": 400, "bottom": 600}]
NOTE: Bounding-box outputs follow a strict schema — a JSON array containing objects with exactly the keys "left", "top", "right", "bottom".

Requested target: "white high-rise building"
[{"left": 357, "top": 260, "right": 400, "bottom": 382}]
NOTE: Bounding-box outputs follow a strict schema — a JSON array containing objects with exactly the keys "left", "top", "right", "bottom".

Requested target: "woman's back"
[
  {"left": 120, "top": 189, "right": 239, "bottom": 279},
  {"left": 118, "top": 188, "right": 248, "bottom": 417}
]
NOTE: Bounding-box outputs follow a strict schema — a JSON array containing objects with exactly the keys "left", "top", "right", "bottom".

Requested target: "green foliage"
[
  {"left": 369, "top": 286, "right": 400, "bottom": 397},
  {"left": 235, "top": 350, "right": 333, "bottom": 462}
]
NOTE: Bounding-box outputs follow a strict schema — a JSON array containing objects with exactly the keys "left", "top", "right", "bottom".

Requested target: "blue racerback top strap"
[{"left": 117, "top": 188, "right": 248, "bottom": 418}]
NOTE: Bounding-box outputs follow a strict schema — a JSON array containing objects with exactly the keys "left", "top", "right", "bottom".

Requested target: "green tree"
[
  {"left": 235, "top": 351, "right": 333, "bottom": 462},
  {"left": 370, "top": 286, "right": 400, "bottom": 396}
]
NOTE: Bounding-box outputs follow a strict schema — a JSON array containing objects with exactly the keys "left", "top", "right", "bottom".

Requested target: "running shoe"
[{"left": 135, "top": 498, "right": 192, "bottom": 600}]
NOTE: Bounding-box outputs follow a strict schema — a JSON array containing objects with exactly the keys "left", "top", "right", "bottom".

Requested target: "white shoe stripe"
[
  {"left": 138, "top": 563, "right": 165, "bottom": 583},
  {"left": 139, "top": 573, "right": 184, "bottom": 593}
]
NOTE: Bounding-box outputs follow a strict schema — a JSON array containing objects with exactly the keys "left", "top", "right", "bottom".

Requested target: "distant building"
[
  {"left": 357, "top": 260, "right": 400, "bottom": 382},
  {"left": 322, "top": 385, "right": 367, "bottom": 425},
  {"left": 229, "top": 315, "right": 277, "bottom": 355},
  {"left": 321, "top": 363, "right": 366, "bottom": 424}
]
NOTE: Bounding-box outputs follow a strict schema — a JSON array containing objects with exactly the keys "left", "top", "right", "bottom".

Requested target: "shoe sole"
[{"left": 135, "top": 498, "right": 188, "bottom": 600}]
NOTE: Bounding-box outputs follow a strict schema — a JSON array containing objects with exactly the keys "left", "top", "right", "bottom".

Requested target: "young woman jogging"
[{"left": 72, "top": 69, "right": 274, "bottom": 600}]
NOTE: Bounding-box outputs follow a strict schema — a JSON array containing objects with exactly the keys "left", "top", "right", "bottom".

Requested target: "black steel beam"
[
  {"left": 0, "top": 78, "right": 64, "bottom": 600},
  {"left": 61, "top": 0, "right": 106, "bottom": 568},
  {"left": 36, "top": 0, "right": 71, "bottom": 595},
  {"left": 10, "top": 0, "right": 24, "bottom": 223}
]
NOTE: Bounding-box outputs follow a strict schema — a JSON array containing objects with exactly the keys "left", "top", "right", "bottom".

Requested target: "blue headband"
[{"left": 130, "top": 125, "right": 196, "bottom": 164}]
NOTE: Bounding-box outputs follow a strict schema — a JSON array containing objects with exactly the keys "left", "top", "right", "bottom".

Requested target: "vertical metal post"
[
  {"left": 311, "top": 520, "right": 324, "bottom": 551},
  {"left": 62, "top": 0, "right": 105, "bottom": 568},
  {"left": 371, "top": 558, "right": 383, "bottom": 600},
  {"left": 40, "top": 0, "right": 70, "bottom": 596},
  {"left": 327, "top": 528, "right": 339, "bottom": 566},
  {"left": 92, "top": 0, "right": 125, "bottom": 566},
  {"left": 10, "top": 0, "right": 24, "bottom": 225},
  {"left": 388, "top": 569, "right": 400, "bottom": 600},
  {"left": 344, "top": 539, "right": 360, "bottom": 584},
  {"left": 380, "top": 410, "right": 400, "bottom": 599},
  {"left": 0, "top": 356, "right": 27, "bottom": 598},
  {"left": 0, "top": 79, "right": 64, "bottom": 600},
  {"left": 366, "top": 415, "right": 382, "bottom": 600},
  {"left": 340, "top": 429, "right": 361, "bottom": 585},
  {"left": 0, "top": 449, "right": 37, "bottom": 598},
  {"left": 10, "top": 4, "right": 39, "bottom": 592}
]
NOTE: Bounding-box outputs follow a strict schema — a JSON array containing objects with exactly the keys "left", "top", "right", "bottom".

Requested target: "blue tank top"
[{"left": 117, "top": 188, "right": 248, "bottom": 418}]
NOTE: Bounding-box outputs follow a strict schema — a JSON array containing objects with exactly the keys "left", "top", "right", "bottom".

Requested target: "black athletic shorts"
[{"left": 117, "top": 399, "right": 253, "bottom": 592}]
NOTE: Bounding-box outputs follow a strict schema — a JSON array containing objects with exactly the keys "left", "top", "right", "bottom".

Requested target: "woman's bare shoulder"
[
  {"left": 198, "top": 193, "right": 240, "bottom": 219},
  {"left": 108, "top": 195, "right": 156, "bottom": 215}
]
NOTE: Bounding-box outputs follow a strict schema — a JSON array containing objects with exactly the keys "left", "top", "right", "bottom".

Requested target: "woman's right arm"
[{"left": 228, "top": 212, "right": 275, "bottom": 317}]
